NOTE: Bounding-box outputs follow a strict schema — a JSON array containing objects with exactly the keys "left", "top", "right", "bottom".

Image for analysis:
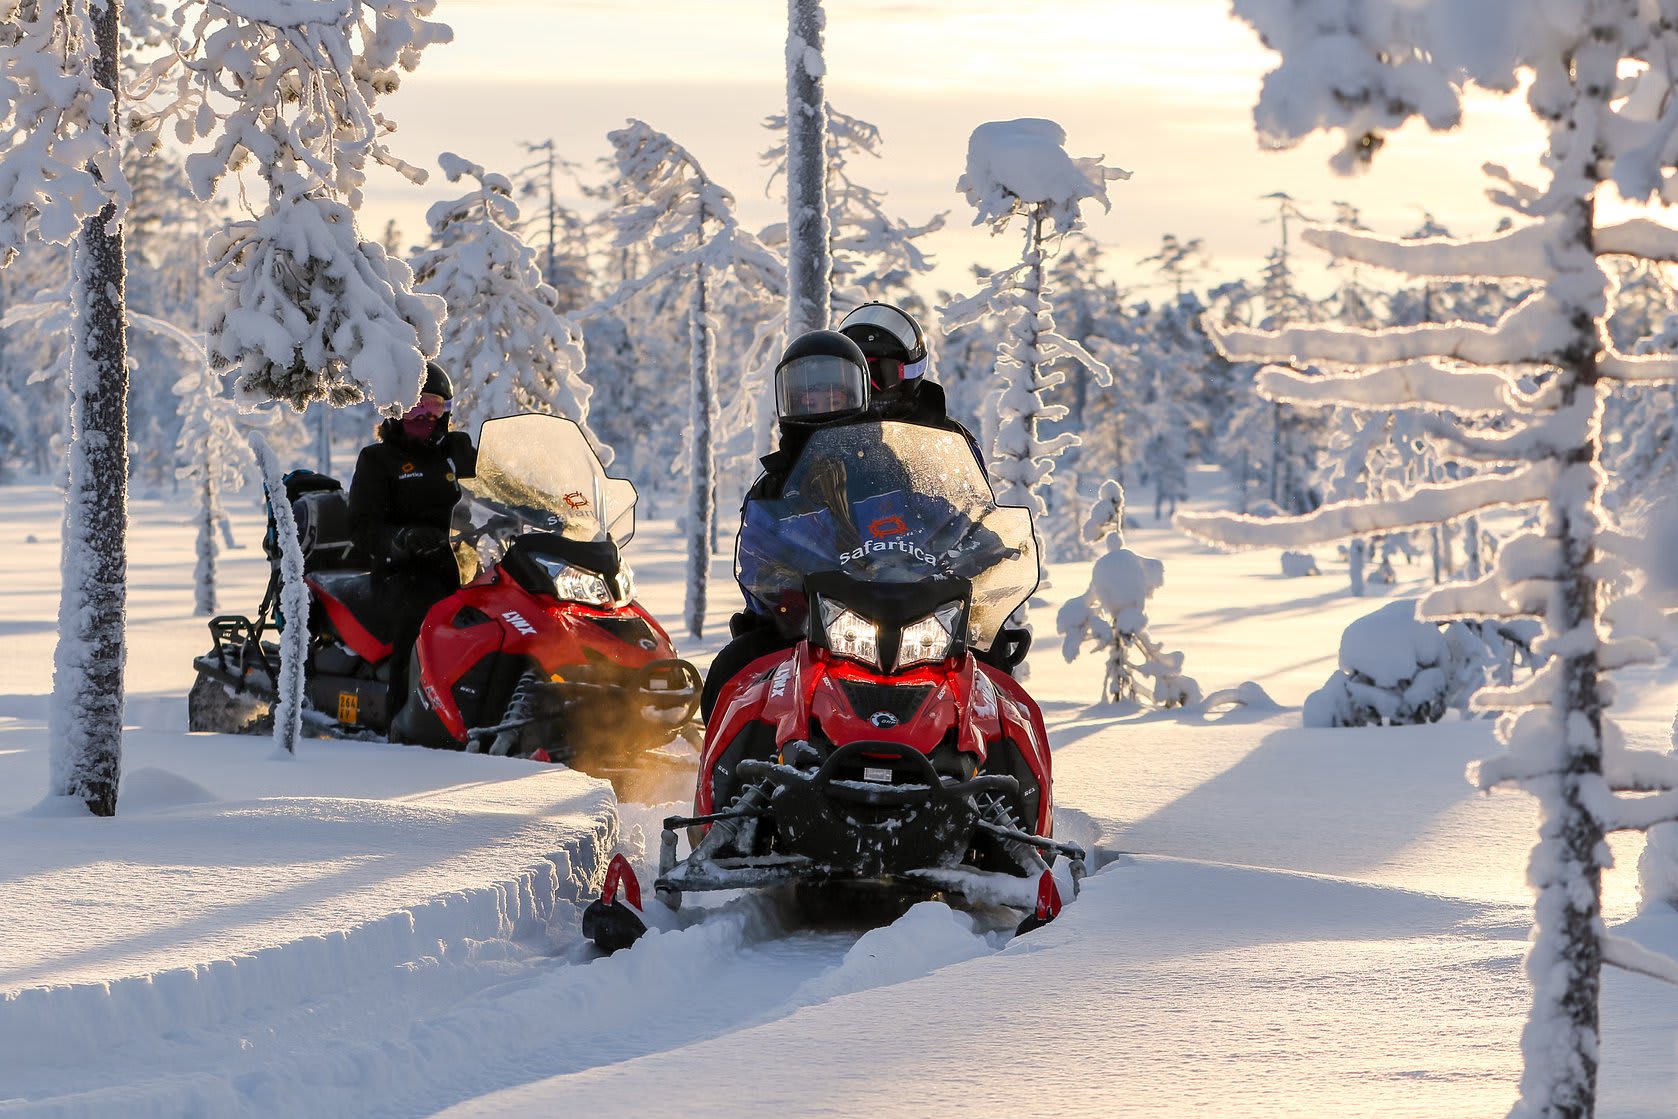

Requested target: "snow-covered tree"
[
  {"left": 251, "top": 434, "right": 306, "bottom": 757},
  {"left": 1195, "top": 4, "right": 1678, "bottom": 1113},
  {"left": 176, "top": 344, "right": 256, "bottom": 616},
  {"left": 1138, "top": 233, "right": 1208, "bottom": 300},
  {"left": 139, "top": 0, "right": 451, "bottom": 412},
  {"left": 784, "top": 0, "right": 828, "bottom": 339},
  {"left": 594, "top": 120, "right": 784, "bottom": 637},
  {"left": 412, "top": 152, "right": 603, "bottom": 455},
  {"left": 1057, "top": 481, "right": 1201, "bottom": 710},
  {"left": 0, "top": 0, "right": 130, "bottom": 815},
  {"left": 941, "top": 118, "right": 1127, "bottom": 582}
]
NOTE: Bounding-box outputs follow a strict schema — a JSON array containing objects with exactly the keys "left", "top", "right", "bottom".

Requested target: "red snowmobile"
[
  {"left": 583, "top": 420, "right": 1084, "bottom": 951},
  {"left": 188, "top": 414, "right": 700, "bottom": 772}
]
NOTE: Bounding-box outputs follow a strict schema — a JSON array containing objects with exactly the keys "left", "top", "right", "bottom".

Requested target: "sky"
[{"left": 361, "top": 0, "right": 1554, "bottom": 301}]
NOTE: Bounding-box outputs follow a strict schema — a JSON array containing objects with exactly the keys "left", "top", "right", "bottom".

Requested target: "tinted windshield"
[
  {"left": 457, "top": 414, "right": 636, "bottom": 558},
  {"left": 736, "top": 421, "right": 1038, "bottom": 649}
]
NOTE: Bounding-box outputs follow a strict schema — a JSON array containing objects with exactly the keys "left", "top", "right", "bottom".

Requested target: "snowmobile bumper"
[{"left": 654, "top": 741, "right": 1083, "bottom": 896}]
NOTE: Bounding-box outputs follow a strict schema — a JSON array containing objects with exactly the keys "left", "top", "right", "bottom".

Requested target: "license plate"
[{"left": 863, "top": 766, "right": 893, "bottom": 783}]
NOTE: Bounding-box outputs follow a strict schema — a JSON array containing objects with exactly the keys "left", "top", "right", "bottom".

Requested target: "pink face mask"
[
  {"left": 399, "top": 393, "right": 449, "bottom": 439},
  {"left": 401, "top": 414, "right": 440, "bottom": 440}
]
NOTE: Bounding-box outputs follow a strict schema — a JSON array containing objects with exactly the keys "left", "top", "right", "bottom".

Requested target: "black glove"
[
  {"left": 729, "top": 610, "right": 770, "bottom": 638},
  {"left": 390, "top": 525, "right": 449, "bottom": 562}
]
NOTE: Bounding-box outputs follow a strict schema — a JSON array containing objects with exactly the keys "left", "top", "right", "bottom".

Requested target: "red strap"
[
  {"left": 602, "top": 853, "right": 642, "bottom": 911},
  {"left": 1033, "top": 869, "right": 1063, "bottom": 923}
]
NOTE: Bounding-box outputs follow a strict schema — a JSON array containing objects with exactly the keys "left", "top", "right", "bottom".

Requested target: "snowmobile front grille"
[
  {"left": 835, "top": 680, "right": 932, "bottom": 725},
  {"left": 588, "top": 613, "right": 657, "bottom": 647}
]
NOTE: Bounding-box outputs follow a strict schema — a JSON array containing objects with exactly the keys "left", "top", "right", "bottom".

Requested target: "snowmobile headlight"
[
  {"left": 534, "top": 558, "right": 613, "bottom": 607},
  {"left": 894, "top": 601, "right": 963, "bottom": 671},
  {"left": 612, "top": 560, "right": 636, "bottom": 606},
  {"left": 818, "top": 597, "right": 881, "bottom": 670}
]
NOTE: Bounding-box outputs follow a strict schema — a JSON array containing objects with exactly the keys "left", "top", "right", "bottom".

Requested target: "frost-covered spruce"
[
  {"left": 136, "top": 0, "right": 452, "bottom": 412},
  {"left": 942, "top": 118, "right": 1128, "bottom": 581},
  {"left": 593, "top": 120, "right": 785, "bottom": 638},
  {"left": 413, "top": 153, "right": 605, "bottom": 457},
  {"left": 1196, "top": 4, "right": 1678, "bottom": 1114},
  {"left": 1057, "top": 481, "right": 1201, "bottom": 710}
]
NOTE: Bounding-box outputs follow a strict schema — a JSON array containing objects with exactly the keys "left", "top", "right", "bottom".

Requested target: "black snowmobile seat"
[{"left": 308, "top": 571, "right": 403, "bottom": 659}]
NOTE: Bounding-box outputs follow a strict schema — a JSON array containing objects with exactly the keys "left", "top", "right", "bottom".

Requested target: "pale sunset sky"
[{"left": 365, "top": 0, "right": 1558, "bottom": 300}]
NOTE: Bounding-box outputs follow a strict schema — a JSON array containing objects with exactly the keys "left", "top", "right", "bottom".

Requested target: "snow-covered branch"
[
  {"left": 1210, "top": 294, "right": 1565, "bottom": 369},
  {"left": 1254, "top": 361, "right": 1518, "bottom": 414},
  {"left": 1302, "top": 219, "right": 1556, "bottom": 281},
  {"left": 1178, "top": 463, "right": 1559, "bottom": 552}
]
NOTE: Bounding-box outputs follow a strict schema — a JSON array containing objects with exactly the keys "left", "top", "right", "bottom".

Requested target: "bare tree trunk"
[
  {"left": 686, "top": 267, "right": 715, "bottom": 638},
  {"left": 50, "top": 0, "right": 126, "bottom": 818},
  {"left": 785, "top": 0, "right": 830, "bottom": 338}
]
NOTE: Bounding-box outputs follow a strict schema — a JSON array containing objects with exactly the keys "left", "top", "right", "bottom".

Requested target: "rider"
[
  {"left": 347, "top": 362, "right": 478, "bottom": 703},
  {"left": 838, "top": 301, "right": 982, "bottom": 460},
  {"left": 702, "top": 330, "right": 871, "bottom": 719}
]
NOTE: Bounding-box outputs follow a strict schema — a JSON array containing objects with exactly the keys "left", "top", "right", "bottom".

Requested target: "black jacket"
[{"left": 348, "top": 424, "right": 477, "bottom": 580}]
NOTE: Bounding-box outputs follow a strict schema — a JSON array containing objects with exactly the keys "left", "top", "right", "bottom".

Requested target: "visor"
[
  {"left": 839, "top": 304, "right": 925, "bottom": 362},
  {"left": 776, "top": 354, "right": 868, "bottom": 421},
  {"left": 867, "top": 355, "right": 927, "bottom": 389},
  {"left": 405, "top": 393, "right": 451, "bottom": 420}
]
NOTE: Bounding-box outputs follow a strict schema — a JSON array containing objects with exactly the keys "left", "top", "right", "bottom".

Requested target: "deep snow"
[{"left": 1, "top": 466, "right": 1675, "bottom": 1117}]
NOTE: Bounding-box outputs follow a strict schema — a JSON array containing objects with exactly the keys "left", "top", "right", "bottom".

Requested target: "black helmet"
[
  {"left": 421, "top": 361, "right": 453, "bottom": 400},
  {"left": 837, "top": 302, "right": 927, "bottom": 391},
  {"left": 774, "top": 330, "right": 870, "bottom": 423}
]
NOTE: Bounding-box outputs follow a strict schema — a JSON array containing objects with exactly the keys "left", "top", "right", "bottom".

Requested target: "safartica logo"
[{"left": 839, "top": 537, "right": 938, "bottom": 565}]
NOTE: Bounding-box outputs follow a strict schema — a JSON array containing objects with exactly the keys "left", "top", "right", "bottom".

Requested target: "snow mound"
[{"left": 117, "top": 767, "right": 220, "bottom": 811}]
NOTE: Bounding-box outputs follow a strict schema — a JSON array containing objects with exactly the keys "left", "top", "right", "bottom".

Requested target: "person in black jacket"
[
  {"left": 702, "top": 331, "right": 871, "bottom": 720},
  {"left": 348, "top": 362, "right": 477, "bottom": 703}
]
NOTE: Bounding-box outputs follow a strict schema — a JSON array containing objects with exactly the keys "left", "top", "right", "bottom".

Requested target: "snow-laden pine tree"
[
  {"left": 412, "top": 153, "right": 604, "bottom": 455},
  {"left": 0, "top": 0, "right": 131, "bottom": 815},
  {"left": 594, "top": 120, "right": 785, "bottom": 638},
  {"left": 138, "top": 0, "right": 450, "bottom": 412},
  {"left": 941, "top": 118, "right": 1127, "bottom": 579},
  {"left": 1192, "top": 4, "right": 1678, "bottom": 1113},
  {"left": 784, "top": 0, "right": 829, "bottom": 339},
  {"left": 1057, "top": 480, "right": 1201, "bottom": 710}
]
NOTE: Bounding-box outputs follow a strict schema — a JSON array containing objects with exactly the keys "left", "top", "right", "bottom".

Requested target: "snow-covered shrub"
[
  {"left": 1058, "top": 481, "right": 1201, "bottom": 710},
  {"left": 1303, "top": 600, "right": 1541, "bottom": 728},
  {"left": 1280, "top": 551, "right": 1319, "bottom": 577}
]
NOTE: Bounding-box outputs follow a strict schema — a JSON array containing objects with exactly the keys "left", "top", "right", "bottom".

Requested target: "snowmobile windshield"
[
  {"left": 457, "top": 414, "right": 636, "bottom": 558},
  {"left": 736, "top": 420, "right": 1039, "bottom": 650}
]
